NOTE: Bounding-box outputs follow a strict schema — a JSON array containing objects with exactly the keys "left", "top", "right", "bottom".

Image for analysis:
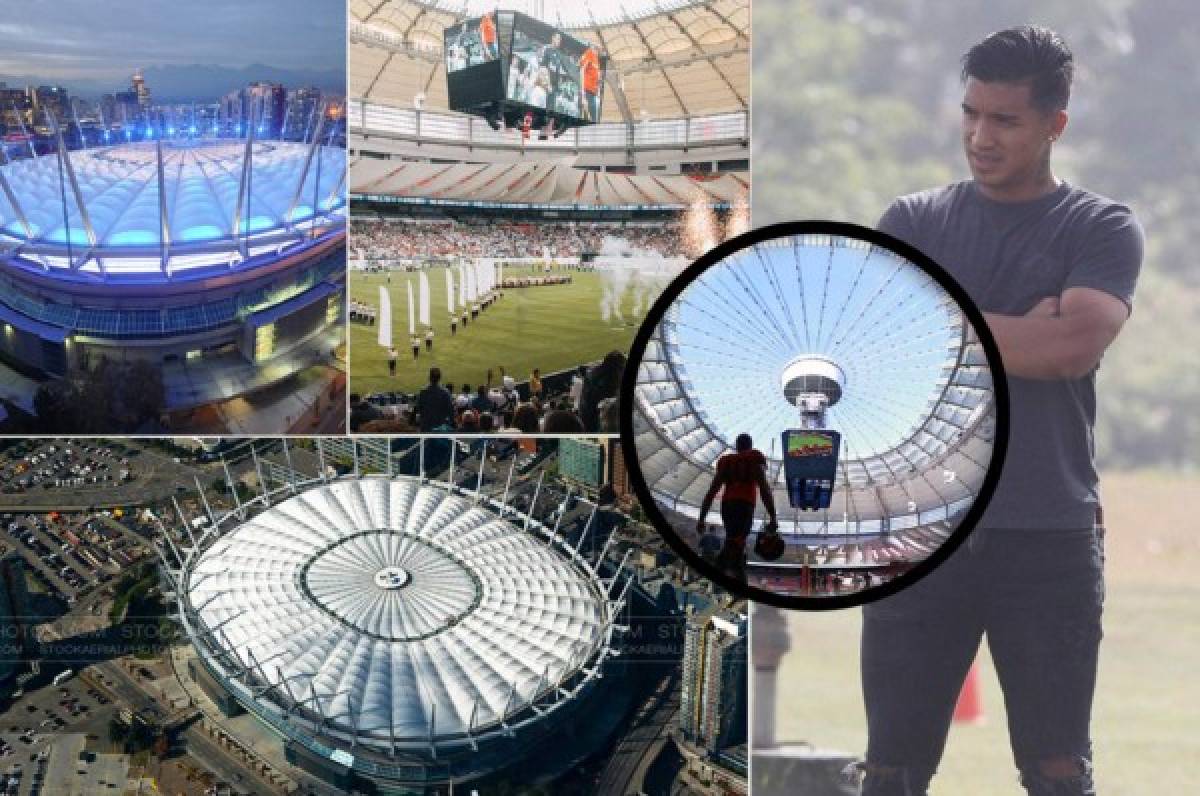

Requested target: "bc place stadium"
[
  {"left": 0, "top": 116, "right": 346, "bottom": 410},
  {"left": 157, "top": 441, "right": 627, "bottom": 792}
]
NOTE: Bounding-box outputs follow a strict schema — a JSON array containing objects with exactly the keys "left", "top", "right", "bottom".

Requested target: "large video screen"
[
  {"left": 505, "top": 14, "right": 606, "bottom": 122},
  {"left": 444, "top": 13, "right": 501, "bottom": 73},
  {"left": 444, "top": 13, "right": 509, "bottom": 111}
]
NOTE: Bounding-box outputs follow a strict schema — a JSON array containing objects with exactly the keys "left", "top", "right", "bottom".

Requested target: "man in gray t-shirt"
[{"left": 860, "top": 27, "right": 1142, "bottom": 796}]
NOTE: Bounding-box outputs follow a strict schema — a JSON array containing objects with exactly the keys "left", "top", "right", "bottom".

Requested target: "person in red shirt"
[
  {"left": 479, "top": 13, "right": 498, "bottom": 61},
  {"left": 696, "top": 433, "right": 779, "bottom": 579},
  {"left": 578, "top": 46, "right": 601, "bottom": 121}
]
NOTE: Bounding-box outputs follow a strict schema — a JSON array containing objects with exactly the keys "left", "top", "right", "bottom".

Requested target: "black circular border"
[{"left": 618, "top": 220, "right": 1010, "bottom": 610}]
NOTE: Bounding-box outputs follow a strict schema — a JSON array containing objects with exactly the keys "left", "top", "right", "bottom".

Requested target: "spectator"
[
  {"left": 471, "top": 385, "right": 492, "bottom": 414},
  {"left": 415, "top": 367, "right": 455, "bottom": 432},
  {"left": 349, "top": 393, "right": 382, "bottom": 432},
  {"left": 580, "top": 351, "right": 626, "bottom": 431},
  {"left": 511, "top": 403, "right": 541, "bottom": 433},
  {"left": 543, "top": 408, "right": 585, "bottom": 433}
]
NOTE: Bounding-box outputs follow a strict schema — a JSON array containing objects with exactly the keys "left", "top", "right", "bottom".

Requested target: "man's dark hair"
[
  {"left": 962, "top": 25, "right": 1073, "bottom": 112},
  {"left": 735, "top": 433, "right": 753, "bottom": 452},
  {"left": 429, "top": 367, "right": 441, "bottom": 384},
  {"left": 349, "top": 393, "right": 362, "bottom": 404}
]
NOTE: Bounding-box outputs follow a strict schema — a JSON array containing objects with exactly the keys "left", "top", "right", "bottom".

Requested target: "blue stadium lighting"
[
  {"left": 190, "top": 125, "right": 198, "bottom": 135},
  {"left": 167, "top": 127, "right": 176, "bottom": 136}
]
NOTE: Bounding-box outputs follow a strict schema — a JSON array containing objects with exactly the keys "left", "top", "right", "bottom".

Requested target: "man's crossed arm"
[{"left": 983, "top": 287, "right": 1130, "bottom": 380}]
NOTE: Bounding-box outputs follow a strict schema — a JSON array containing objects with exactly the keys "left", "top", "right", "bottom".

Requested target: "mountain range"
[{"left": 0, "top": 63, "right": 344, "bottom": 102}]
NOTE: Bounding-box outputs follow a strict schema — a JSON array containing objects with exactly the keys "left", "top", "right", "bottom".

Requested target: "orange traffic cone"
[{"left": 953, "top": 661, "right": 985, "bottom": 723}]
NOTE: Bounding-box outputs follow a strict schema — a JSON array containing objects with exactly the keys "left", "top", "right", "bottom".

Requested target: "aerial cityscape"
[{"left": 0, "top": 436, "right": 746, "bottom": 794}]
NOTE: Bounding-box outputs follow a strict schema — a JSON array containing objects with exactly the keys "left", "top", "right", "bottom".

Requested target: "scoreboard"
[{"left": 780, "top": 429, "right": 841, "bottom": 510}]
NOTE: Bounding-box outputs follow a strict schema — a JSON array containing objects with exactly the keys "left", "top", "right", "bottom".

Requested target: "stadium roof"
[
  {"left": 184, "top": 476, "right": 612, "bottom": 749},
  {"left": 632, "top": 233, "right": 998, "bottom": 533},
  {"left": 349, "top": 0, "right": 748, "bottom": 122},
  {"left": 0, "top": 140, "right": 345, "bottom": 282},
  {"left": 350, "top": 158, "right": 747, "bottom": 205}
]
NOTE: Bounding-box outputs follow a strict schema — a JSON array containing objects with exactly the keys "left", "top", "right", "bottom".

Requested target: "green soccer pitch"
[{"left": 349, "top": 264, "right": 669, "bottom": 395}]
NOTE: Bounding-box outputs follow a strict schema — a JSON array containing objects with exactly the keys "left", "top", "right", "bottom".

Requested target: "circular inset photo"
[{"left": 620, "top": 221, "right": 1008, "bottom": 609}]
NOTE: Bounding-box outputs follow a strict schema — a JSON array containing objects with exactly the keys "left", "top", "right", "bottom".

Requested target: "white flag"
[
  {"left": 446, "top": 269, "right": 455, "bottom": 313},
  {"left": 407, "top": 281, "right": 415, "bottom": 337},
  {"left": 418, "top": 271, "right": 431, "bottom": 327},
  {"left": 458, "top": 261, "right": 467, "bottom": 306},
  {"left": 377, "top": 286, "right": 392, "bottom": 349},
  {"left": 466, "top": 262, "right": 478, "bottom": 302}
]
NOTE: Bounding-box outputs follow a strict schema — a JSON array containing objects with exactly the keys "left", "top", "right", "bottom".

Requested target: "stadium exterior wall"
[{"left": 0, "top": 231, "right": 345, "bottom": 402}]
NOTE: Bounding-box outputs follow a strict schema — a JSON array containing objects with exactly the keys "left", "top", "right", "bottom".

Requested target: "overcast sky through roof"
[{"left": 670, "top": 236, "right": 961, "bottom": 463}]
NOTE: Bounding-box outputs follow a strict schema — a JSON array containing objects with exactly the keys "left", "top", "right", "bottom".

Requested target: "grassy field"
[
  {"left": 348, "top": 265, "right": 666, "bottom": 395},
  {"left": 771, "top": 470, "right": 1200, "bottom": 794}
]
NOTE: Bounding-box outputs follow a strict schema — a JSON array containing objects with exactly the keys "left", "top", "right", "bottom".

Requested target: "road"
[{"left": 594, "top": 673, "right": 681, "bottom": 795}]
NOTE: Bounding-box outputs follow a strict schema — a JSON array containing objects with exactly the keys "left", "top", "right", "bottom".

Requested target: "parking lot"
[
  {"left": 0, "top": 671, "right": 116, "bottom": 795},
  {"left": 3, "top": 508, "right": 151, "bottom": 610},
  {"left": 0, "top": 440, "right": 205, "bottom": 512}
]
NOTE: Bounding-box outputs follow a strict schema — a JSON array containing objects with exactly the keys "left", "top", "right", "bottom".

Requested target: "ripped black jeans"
[{"left": 860, "top": 526, "right": 1104, "bottom": 795}]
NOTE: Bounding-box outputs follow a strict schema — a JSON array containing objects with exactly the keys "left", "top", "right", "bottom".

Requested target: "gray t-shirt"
[{"left": 879, "top": 180, "right": 1143, "bottom": 529}]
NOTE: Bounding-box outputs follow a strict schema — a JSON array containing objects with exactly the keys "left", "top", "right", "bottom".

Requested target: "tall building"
[
  {"left": 131, "top": 69, "right": 151, "bottom": 111},
  {"left": 31, "top": 85, "right": 69, "bottom": 125},
  {"left": 680, "top": 608, "right": 748, "bottom": 753},
  {"left": 607, "top": 438, "right": 633, "bottom": 499},
  {"left": 286, "top": 86, "right": 322, "bottom": 140},
  {"left": 245, "top": 82, "right": 287, "bottom": 137},
  {"left": 99, "top": 94, "right": 117, "bottom": 127},
  {"left": 0, "top": 84, "right": 32, "bottom": 131},
  {"left": 113, "top": 90, "right": 141, "bottom": 125},
  {"left": 560, "top": 438, "right": 605, "bottom": 492}
]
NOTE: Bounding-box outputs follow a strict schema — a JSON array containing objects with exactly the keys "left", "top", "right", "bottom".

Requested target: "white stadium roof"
[
  {"left": 183, "top": 476, "right": 612, "bottom": 750},
  {"left": 351, "top": 158, "right": 747, "bottom": 204},
  {"left": 0, "top": 140, "right": 345, "bottom": 282},
  {"left": 349, "top": 0, "right": 748, "bottom": 122}
]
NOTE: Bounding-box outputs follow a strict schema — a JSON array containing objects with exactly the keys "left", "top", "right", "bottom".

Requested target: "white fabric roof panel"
[
  {"left": 0, "top": 140, "right": 346, "bottom": 280},
  {"left": 185, "top": 476, "right": 607, "bottom": 745}
]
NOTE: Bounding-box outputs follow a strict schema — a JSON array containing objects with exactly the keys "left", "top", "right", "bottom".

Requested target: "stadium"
[
  {"left": 160, "top": 439, "right": 629, "bottom": 792},
  {"left": 628, "top": 232, "right": 1000, "bottom": 598},
  {"left": 0, "top": 125, "right": 346, "bottom": 418},
  {"left": 348, "top": 0, "right": 749, "bottom": 433}
]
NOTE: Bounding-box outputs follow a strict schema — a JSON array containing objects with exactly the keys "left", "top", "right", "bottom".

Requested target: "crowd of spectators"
[
  {"left": 350, "top": 353, "right": 625, "bottom": 435},
  {"left": 351, "top": 219, "right": 683, "bottom": 260}
]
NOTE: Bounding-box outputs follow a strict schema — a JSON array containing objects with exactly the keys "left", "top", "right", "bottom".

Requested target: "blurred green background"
[{"left": 752, "top": 2, "right": 1200, "bottom": 793}]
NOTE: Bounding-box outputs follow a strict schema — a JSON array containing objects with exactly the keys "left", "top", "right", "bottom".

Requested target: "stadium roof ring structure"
[
  {"left": 623, "top": 222, "right": 1006, "bottom": 604},
  {"left": 0, "top": 137, "right": 346, "bottom": 285},
  {"left": 164, "top": 463, "right": 623, "bottom": 782},
  {"left": 349, "top": 0, "right": 748, "bottom": 125}
]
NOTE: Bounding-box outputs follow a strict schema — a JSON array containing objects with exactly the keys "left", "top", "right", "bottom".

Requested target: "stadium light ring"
[{"left": 619, "top": 220, "right": 1010, "bottom": 610}]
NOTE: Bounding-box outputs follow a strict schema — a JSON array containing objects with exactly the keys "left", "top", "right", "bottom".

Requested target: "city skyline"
[{"left": 0, "top": 0, "right": 344, "bottom": 98}]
